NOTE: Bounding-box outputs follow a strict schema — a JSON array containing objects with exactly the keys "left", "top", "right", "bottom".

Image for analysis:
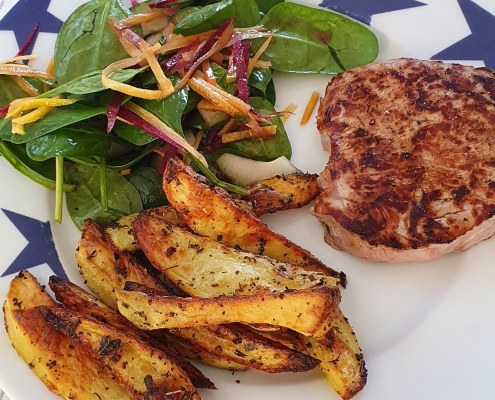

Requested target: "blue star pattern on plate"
[
  {"left": 433, "top": 0, "right": 495, "bottom": 69},
  {"left": 319, "top": 0, "right": 426, "bottom": 24},
  {"left": 0, "top": 0, "right": 62, "bottom": 55},
  {"left": 1, "top": 209, "right": 67, "bottom": 279}
]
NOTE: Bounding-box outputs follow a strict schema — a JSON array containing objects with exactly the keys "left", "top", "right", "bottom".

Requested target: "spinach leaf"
[
  {"left": 222, "top": 96, "right": 291, "bottom": 161},
  {"left": 114, "top": 83, "right": 188, "bottom": 146},
  {"left": 26, "top": 125, "right": 111, "bottom": 162},
  {"left": 174, "top": 1, "right": 233, "bottom": 35},
  {"left": 232, "top": 0, "right": 261, "bottom": 27},
  {"left": 0, "top": 76, "right": 27, "bottom": 107},
  {"left": 0, "top": 142, "right": 57, "bottom": 186},
  {"left": 54, "top": 0, "right": 130, "bottom": 84},
  {"left": 65, "top": 163, "right": 142, "bottom": 229},
  {"left": 127, "top": 166, "right": 167, "bottom": 209},
  {"left": 248, "top": 68, "right": 273, "bottom": 97},
  {"left": 39, "top": 67, "right": 147, "bottom": 98},
  {"left": 256, "top": 2, "right": 378, "bottom": 73},
  {"left": 174, "top": 0, "right": 260, "bottom": 35},
  {"left": 0, "top": 104, "right": 106, "bottom": 144},
  {"left": 210, "top": 62, "right": 236, "bottom": 94},
  {"left": 255, "top": 0, "right": 283, "bottom": 14}
]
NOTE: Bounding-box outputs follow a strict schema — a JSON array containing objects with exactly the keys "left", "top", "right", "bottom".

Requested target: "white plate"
[{"left": 1, "top": 1, "right": 495, "bottom": 399}]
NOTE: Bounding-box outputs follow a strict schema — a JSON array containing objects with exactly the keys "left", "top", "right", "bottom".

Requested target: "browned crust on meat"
[{"left": 314, "top": 58, "right": 495, "bottom": 262}]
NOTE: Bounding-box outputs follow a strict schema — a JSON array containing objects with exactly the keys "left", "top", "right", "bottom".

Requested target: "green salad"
[{"left": 0, "top": 0, "right": 378, "bottom": 228}]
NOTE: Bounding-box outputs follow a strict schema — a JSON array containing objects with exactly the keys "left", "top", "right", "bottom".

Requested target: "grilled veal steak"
[{"left": 313, "top": 58, "right": 495, "bottom": 262}]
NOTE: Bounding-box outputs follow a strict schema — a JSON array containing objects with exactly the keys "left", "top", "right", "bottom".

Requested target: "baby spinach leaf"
[
  {"left": 65, "top": 163, "right": 143, "bottom": 229},
  {"left": 0, "top": 76, "right": 28, "bottom": 107},
  {"left": 0, "top": 141, "right": 56, "bottom": 184},
  {"left": 256, "top": 2, "right": 378, "bottom": 73},
  {"left": 114, "top": 84, "right": 188, "bottom": 146},
  {"left": 0, "top": 104, "right": 107, "bottom": 144},
  {"left": 255, "top": 0, "right": 284, "bottom": 14},
  {"left": 174, "top": 0, "right": 260, "bottom": 35},
  {"left": 248, "top": 68, "right": 273, "bottom": 97},
  {"left": 232, "top": 0, "right": 261, "bottom": 27},
  {"left": 26, "top": 125, "right": 111, "bottom": 162},
  {"left": 174, "top": 1, "right": 233, "bottom": 35},
  {"left": 127, "top": 166, "right": 167, "bottom": 209},
  {"left": 54, "top": 0, "right": 130, "bottom": 84},
  {"left": 223, "top": 96, "right": 291, "bottom": 161},
  {"left": 39, "top": 67, "right": 147, "bottom": 98}
]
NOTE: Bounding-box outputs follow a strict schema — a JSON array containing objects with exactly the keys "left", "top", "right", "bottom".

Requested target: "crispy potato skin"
[
  {"left": 173, "top": 324, "right": 319, "bottom": 373},
  {"left": 77, "top": 219, "right": 166, "bottom": 309},
  {"left": 105, "top": 206, "right": 187, "bottom": 253},
  {"left": 162, "top": 159, "right": 366, "bottom": 398},
  {"left": 117, "top": 286, "right": 340, "bottom": 337},
  {"left": 3, "top": 271, "right": 133, "bottom": 400},
  {"left": 163, "top": 158, "right": 344, "bottom": 282},
  {"left": 79, "top": 219, "right": 312, "bottom": 373},
  {"left": 246, "top": 173, "right": 320, "bottom": 216},
  {"left": 49, "top": 276, "right": 215, "bottom": 390},
  {"left": 39, "top": 306, "right": 201, "bottom": 400},
  {"left": 133, "top": 213, "right": 339, "bottom": 297},
  {"left": 304, "top": 313, "right": 368, "bottom": 400}
]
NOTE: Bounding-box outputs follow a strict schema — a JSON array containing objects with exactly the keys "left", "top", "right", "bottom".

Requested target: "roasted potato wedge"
[
  {"left": 173, "top": 323, "right": 318, "bottom": 373},
  {"left": 48, "top": 275, "right": 215, "bottom": 390},
  {"left": 39, "top": 306, "right": 201, "bottom": 400},
  {"left": 77, "top": 219, "right": 166, "bottom": 309},
  {"left": 79, "top": 220, "right": 315, "bottom": 372},
  {"left": 117, "top": 285, "right": 340, "bottom": 337},
  {"left": 162, "top": 159, "right": 365, "bottom": 397},
  {"left": 3, "top": 271, "right": 133, "bottom": 400},
  {"left": 304, "top": 314, "right": 367, "bottom": 400},
  {"left": 245, "top": 173, "right": 320, "bottom": 216},
  {"left": 105, "top": 206, "right": 187, "bottom": 253},
  {"left": 133, "top": 212, "right": 339, "bottom": 296},
  {"left": 163, "top": 158, "right": 344, "bottom": 282}
]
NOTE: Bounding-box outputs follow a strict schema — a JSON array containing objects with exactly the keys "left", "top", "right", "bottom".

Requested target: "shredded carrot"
[
  {"left": 7, "top": 97, "right": 76, "bottom": 119},
  {"left": 119, "top": 169, "right": 132, "bottom": 176},
  {"left": 247, "top": 36, "right": 272, "bottom": 77},
  {"left": 218, "top": 118, "right": 238, "bottom": 136},
  {"left": 252, "top": 60, "right": 271, "bottom": 69},
  {"left": 160, "top": 22, "right": 176, "bottom": 43},
  {"left": 12, "top": 76, "right": 39, "bottom": 97},
  {"left": 11, "top": 122, "right": 25, "bottom": 135},
  {"left": 138, "top": 40, "right": 174, "bottom": 96},
  {"left": 11, "top": 105, "right": 53, "bottom": 126},
  {"left": 174, "top": 20, "right": 234, "bottom": 91},
  {"left": 188, "top": 75, "right": 251, "bottom": 117},
  {"left": 157, "top": 31, "right": 215, "bottom": 55},
  {"left": 300, "top": 91, "right": 320, "bottom": 125},
  {"left": 102, "top": 57, "right": 174, "bottom": 100},
  {"left": 280, "top": 103, "right": 297, "bottom": 123},
  {"left": 221, "top": 125, "right": 277, "bottom": 143}
]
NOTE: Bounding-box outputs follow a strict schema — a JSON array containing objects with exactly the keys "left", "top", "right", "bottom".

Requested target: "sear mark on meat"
[{"left": 313, "top": 58, "right": 495, "bottom": 262}]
